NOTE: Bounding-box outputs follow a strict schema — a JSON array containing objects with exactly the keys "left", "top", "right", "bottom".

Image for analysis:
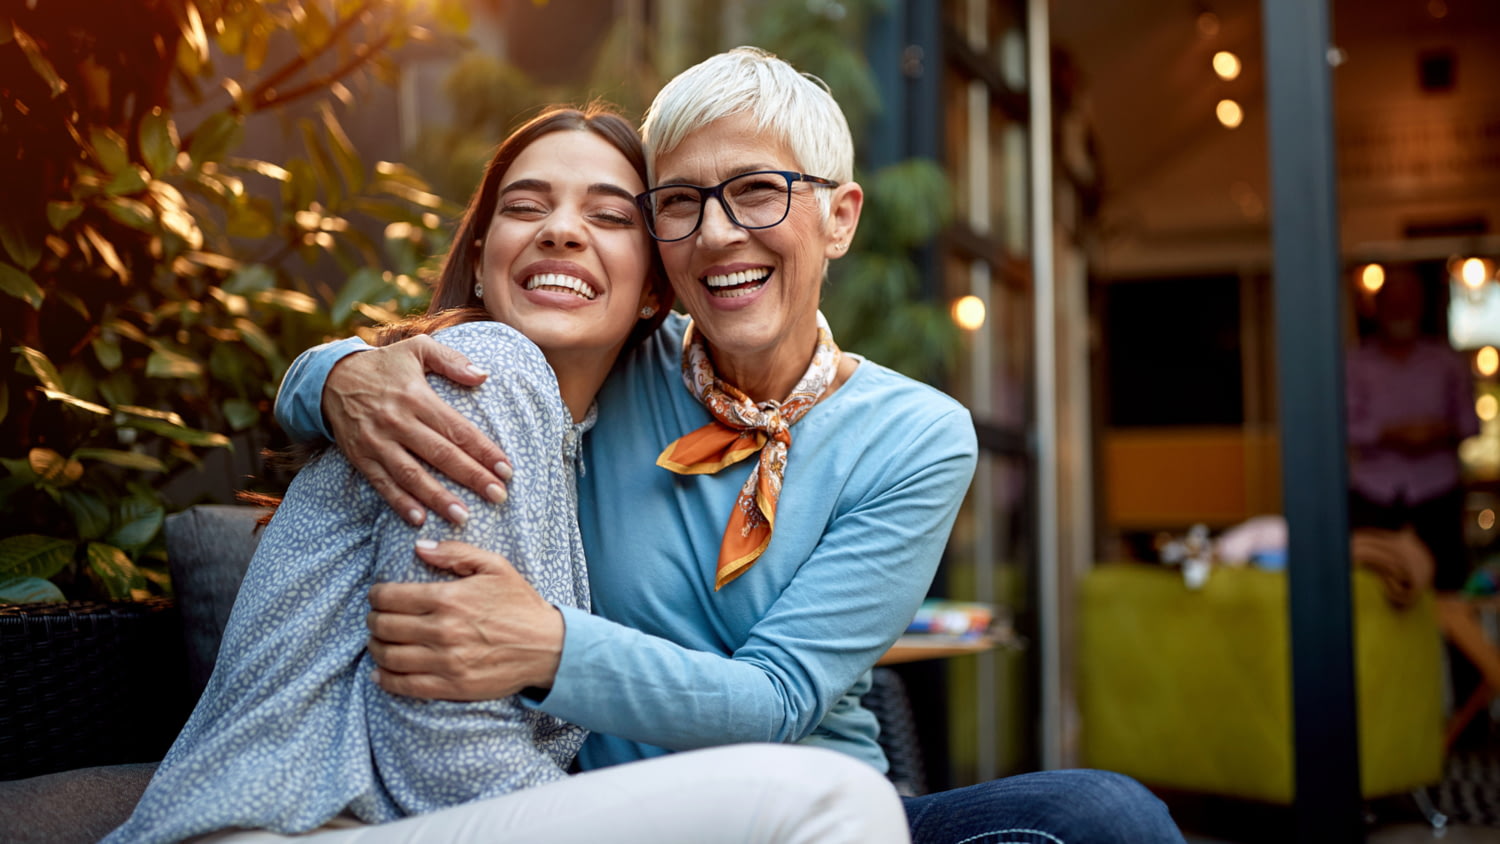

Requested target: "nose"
[
  {"left": 538, "top": 208, "right": 586, "bottom": 250},
  {"left": 695, "top": 195, "right": 746, "bottom": 247}
]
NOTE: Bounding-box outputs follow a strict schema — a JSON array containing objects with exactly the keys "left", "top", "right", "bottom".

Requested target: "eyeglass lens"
[{"left": 645, "top": 172, "right": 794, "bottom": 241}]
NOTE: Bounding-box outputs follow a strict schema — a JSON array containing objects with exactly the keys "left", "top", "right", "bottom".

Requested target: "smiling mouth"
[
  {"left": 524, "top": 273, "right": 597, "bottom": 300},
  {"left": 703, "top": 269, "right": 770, "bottom": 299}
]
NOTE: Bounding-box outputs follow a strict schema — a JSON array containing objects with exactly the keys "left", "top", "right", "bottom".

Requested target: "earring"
[
  {"left": 474, "top": 282, "right": 484, "bottom": 299},
  {"left": 834, "top": 243, "right": 847, "bottom": 252},
  {"left": 639, "top": 305, "right": 656, "bottom": 318}
]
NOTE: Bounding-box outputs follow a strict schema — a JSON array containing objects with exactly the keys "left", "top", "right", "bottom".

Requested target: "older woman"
[{"left": 278, "top": 48, "right": 1184, "bottom": 843}]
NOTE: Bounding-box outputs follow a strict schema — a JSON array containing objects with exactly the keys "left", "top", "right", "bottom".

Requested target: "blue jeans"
[{"left": 902, "top": 769, "right": 1186, "bottom": 844}]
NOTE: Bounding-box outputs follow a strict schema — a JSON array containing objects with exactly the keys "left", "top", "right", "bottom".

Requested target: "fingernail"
[
  {"left": 466, "top": 364, "right": 489, "bottom": 377},
  {"left": 416, "top": 539, "right": 439, "bottom": 550},
  {"left": 447, "top": 503, "right": 469, "bottom": 524},
  {"left": 495, "top": 461, "right": 514, "bottom": 482},
  {"left": 406, "top": 508, "right": 425, "bottom": 526},
  {"left": 485, "top": 483, "right": 507, "bottom": 504}
]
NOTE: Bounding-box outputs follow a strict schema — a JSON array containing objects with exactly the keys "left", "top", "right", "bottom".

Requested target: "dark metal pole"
[{"left": 1261, "top": 0, "right": 1363, "bottom": 840}]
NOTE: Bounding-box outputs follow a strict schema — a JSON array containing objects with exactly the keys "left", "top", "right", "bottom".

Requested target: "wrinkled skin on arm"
[
  {"left": 367, "top": 541, "right": 565, "bottom": 700},
  {"left": 324, "top": 335, "right": 513, "bottom": 526}
]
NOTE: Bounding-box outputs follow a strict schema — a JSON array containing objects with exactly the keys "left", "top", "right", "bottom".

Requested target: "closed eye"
[
  {"left": 501, "top": 200, "right": 546, "bottom": 217},
  {"left": 593, "top": 209, "right": 637, "bottom": 226}
]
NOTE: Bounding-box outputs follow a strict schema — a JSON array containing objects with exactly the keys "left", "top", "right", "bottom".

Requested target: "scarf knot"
[{"left": 656, "top": 313, "right": 841, "bottom": 590}]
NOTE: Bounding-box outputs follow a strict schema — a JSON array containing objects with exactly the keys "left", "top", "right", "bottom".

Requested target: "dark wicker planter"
[{"left": 0, "top": 599, "right": 191, "bottom": 781}]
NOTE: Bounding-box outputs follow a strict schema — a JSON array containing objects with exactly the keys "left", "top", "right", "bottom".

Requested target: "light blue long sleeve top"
[
  {"left": 276, "top": 312, "right": 978, "bottom": 773},
  {"left": 112, "top": 322, "right": 589, "bottom": 843}
]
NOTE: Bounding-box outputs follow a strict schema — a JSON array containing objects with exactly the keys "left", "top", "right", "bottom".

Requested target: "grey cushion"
[
  {"left": 0, "top": 763, "right": 157, "bottom": 844},
  {"left": 164, "top": 505, "right": 268, "bottom": 696}
]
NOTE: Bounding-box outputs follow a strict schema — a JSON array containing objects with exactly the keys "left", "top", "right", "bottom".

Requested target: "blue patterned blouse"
[{"left": 106, "top": 321, "right": 591, "bottom": 843}]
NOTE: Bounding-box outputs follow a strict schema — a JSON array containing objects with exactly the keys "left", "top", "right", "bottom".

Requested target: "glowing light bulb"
[
  {"left": 1479, "top": 394, "right": 1498, "bottom": 422},
  {"left": 952, "top": 295, "right": 986, "bottom": 331},
  {"left": 1216, "top": 99, "right": 1244, "bottom": 129},
  {"left": 1360, "top": 263, "right": 1385, "bottom": 293},
  {"left": 1213, "top": 51, "right": 1241, "bottom": 81},
  {"left": 1480, "top": 509, "right": 1496, "bottom": 532},
  {"left": 1460, "top": 257, "right": 1490, "bottom": 289},
  {"left": 1478, "top": 346, "right": 1499, "bottom": 377}
]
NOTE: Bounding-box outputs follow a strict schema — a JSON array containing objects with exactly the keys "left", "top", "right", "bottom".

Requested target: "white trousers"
[{"left": 201, "top": 744, "right": 910, "bottom": 844}]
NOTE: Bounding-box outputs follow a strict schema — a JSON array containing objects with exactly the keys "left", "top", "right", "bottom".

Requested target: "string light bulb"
[
  {"left": 1478, "top": 346, "right": 1499, "bottom": 377},
  {"left": 952, "top": 295, "right": 986, "bottom": 331},
  {"left": 1216, "top": 99, "right": 1244, "bottom": 128},
  {"left": 1213, "top": 51, "right": 1241, "bottom": 80},
  {"left": 1460, "top": 257, "right": 1492, "bottom": 290},
  {"left": 1360, "top": 263, "right": 1385, "bottom": 293}
]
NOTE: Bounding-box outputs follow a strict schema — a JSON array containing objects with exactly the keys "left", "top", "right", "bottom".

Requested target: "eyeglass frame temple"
[{"left": 634, "top": 170, "right": 839, "bottom": 243}]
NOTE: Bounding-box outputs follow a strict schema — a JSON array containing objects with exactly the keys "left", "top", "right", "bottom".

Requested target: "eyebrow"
[
  {"left": 654, "top": 164, "right": 784, "bottom": 187},
  {"left": 499, "top": 178, "right": 637, "bottom": 203}
]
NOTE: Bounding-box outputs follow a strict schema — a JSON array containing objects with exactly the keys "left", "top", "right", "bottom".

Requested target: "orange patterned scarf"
[{"left": 657, "top": 313, "right": 842, "bottom": 590}]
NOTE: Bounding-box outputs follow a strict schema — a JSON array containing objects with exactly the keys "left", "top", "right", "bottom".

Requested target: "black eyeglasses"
[{"left": 635, "top": 170, "right": 839, "bottom": 243}]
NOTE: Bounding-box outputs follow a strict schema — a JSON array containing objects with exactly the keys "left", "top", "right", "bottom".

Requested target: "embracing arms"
[{"left": 276, "top": 336, "right": 513, "bottom": 525}]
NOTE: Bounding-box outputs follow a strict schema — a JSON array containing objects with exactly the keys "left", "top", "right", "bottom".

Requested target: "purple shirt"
[{"left": 1346, "top": 337, "right": 1479, "bottom": 505}]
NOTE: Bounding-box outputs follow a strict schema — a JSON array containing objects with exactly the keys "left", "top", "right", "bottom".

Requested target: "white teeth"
[
  {"left": 703, "top": 269, "right": 770, "bottom": 290},
  {"left": 524, "top": 273, "right": 596, "bottom": 300}
]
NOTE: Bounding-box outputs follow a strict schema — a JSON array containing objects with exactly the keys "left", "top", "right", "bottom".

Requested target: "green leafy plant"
[{"left": 0, "top": 0, "right": 466, "bottom": 603}]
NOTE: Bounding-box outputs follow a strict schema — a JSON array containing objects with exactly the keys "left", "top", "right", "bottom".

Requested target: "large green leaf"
[
  {"left": 0, "top": 575, "right": 66, "bottom": 604},
  {"left": 101, "top": 196, "right": 155, "bottom": 230},
  {"left": 86, "top": 542, "right": 147, "bottom": 600},
  {"left": 146, "top": 346, "right": 205, "bottom": 378},
  {"left": 109, "top": 498, "right": 165, "bottom": 552},
  {"left": 12, "top": 344, "right": 64, "bottom": 395},
  {"left": 46, "top": 201, "right": 84, "bottom": 231},
  {"left": 223, "top": 397, "right": 260, "bottom": 431},
  {"left": 61, "top": 489, "right": 111, "bottom": 539},
  {"left": 92, "top": 336, "right": 123, "bottom": 370},
  {"left": 89, "top": 127, "right": 132, "bottom": 176},
  {"left": 223, "top": 263, "right": 275, "bottom": 295},
  {"left": 331, "top": 266, "right": 390, "bottom": 324},
  {"left": 0, "top": 535, "right": 75, "bottom": 579},
  {"left": 118, "top": 414, "right": 230, "bottom": 448},
  {"left": 72, "top": 448, "right": 167, "bottom": 472},
  {"left": 234, "top": 318, "right": 277, "bottom": 361},
  {"left": 10, "top": 23, "right": 66, "bottom": 98},
  {"left": 0, "top": 216, "right": 41, "bottom": 271},
  {"left": 320, "top": 103, "right": 364, "bottom": 193},
  {"left": 188, "top": 112, "right": 245, "bottom": 168},
  {"left": 0, "top": 262, "right": 43, "bottom": 309},
  {"left": 139, "top": 109, "right": 180, "bottom": 177},
  {"left": 105, "top": 166, "right": 151, "bottom": 196}
]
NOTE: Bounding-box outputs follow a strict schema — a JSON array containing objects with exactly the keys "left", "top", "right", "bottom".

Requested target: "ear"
[
  {"left": 472, "top": 238, "right": 485, "bottom": 284},
  {"left": 637, "top": 286, "right": 661, "bottom": 317},
  {"left": 823, "top": 180, "right": 864, "bottom": 260}
]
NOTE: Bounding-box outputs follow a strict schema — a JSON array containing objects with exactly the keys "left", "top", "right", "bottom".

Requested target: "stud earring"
[
  {"left": 474, "top": 282, "right": 484, "bottom": 299},
  {"left": 639, "top": 305, "right": 657, "bottom": 318},
  {"left": 834, "top": 243, "right": 847, "bottom": 252}
]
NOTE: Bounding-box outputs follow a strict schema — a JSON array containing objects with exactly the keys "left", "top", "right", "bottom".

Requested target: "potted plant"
[{"left": 0, "top": 0, "right": 464, "bottom": 778}]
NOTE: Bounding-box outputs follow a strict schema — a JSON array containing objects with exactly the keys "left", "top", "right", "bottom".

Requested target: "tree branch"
[{"left": 241, "top": 0, "right": 377, "bottom": 110}]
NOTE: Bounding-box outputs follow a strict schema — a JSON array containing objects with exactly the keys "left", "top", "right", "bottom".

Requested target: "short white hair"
[{"left": 641, "top": 46, "right": 855, "bottom": 194}]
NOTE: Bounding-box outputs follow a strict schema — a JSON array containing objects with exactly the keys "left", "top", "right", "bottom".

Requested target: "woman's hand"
[
  {"left": 366, "top": 540, "right": 565, "bottom": 701},
  {"left": 325, "top": 336, "right": 512, "bottom": 525}
]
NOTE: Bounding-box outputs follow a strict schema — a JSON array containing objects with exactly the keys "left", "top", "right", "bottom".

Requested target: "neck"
[
  {"left": 711, "top": 339, "right": 815, "bottom": 403},
  {"left": 544, "top": 350, "right": 617, "bottom": 423}
]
